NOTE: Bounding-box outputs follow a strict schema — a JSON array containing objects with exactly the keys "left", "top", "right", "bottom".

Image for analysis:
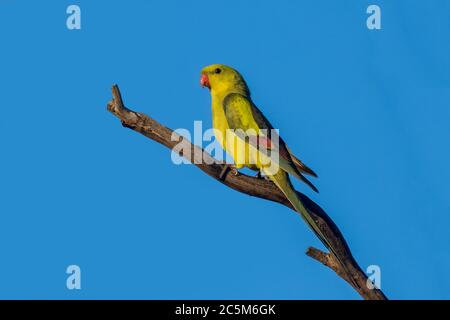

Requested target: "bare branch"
[{"left": 107, "top": 85, "right": 387, "bottom": 300}]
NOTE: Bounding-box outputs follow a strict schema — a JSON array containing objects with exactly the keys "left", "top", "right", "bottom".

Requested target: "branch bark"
[{"left": 107, "top": 84, "right": 387, "bottom": 300}]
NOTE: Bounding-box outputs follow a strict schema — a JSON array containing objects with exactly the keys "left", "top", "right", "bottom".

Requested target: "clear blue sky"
[{"left": 0, "top": 1, "right": 449, "bottom": 299}]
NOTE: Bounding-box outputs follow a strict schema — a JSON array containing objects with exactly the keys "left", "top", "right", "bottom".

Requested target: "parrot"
[{"left": 200, "top": 64, "right": 338, "bottom": 259}]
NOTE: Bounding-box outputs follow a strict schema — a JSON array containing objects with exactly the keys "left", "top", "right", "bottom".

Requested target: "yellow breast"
[{"left": 211, "top": 92, "right": 260, "bottom": 170}]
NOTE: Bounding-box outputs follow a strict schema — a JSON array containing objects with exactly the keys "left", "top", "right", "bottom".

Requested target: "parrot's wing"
[
  {"left": 285, "top": 147, "right": 318, "bottom": 177},
  {"left": 223, "top": 93, "right": 318, "bottom": 192},
  {"left": 250, "top": 102, "right": 318, "bottom": 178}
]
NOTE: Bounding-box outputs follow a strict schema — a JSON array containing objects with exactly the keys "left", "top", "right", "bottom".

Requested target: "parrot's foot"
[
  {"left": 219, "top": 164, "right": 239, "bottom": 180},
  {"left": 255, "top": 171, "right": 270, "bottom": 180}
]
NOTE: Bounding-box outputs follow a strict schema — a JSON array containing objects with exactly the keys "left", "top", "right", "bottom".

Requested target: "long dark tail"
[{"left": 266, "top": 169, "right": 338, "bottom": 259}]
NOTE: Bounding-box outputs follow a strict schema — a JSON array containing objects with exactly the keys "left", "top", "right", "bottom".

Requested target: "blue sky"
[{"left": 0, "top": 0, "right": 449, "bottom": 299}]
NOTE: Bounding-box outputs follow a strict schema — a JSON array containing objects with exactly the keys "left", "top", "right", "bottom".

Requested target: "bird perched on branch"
[{"left": 200, "top": 64, "right": 337, "bottom": 256}]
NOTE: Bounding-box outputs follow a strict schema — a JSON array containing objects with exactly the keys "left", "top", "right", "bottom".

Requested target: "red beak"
[{"left": 200, "top": 74, "right": 210, "bottom": 89}]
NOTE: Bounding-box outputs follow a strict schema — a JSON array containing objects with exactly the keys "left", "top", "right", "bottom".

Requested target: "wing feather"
[{"left": 222, "top": 93, "right": 318, "bottom": 192}]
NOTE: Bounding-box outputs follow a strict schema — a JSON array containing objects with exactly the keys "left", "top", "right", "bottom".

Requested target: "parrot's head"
[{"left": 200, "top": 64, "right": 250, "bottom": 96}]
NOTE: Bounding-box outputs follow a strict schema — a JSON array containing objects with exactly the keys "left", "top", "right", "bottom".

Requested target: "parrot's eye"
[{"left": 214, "top": 68, "right": 222, "bottom": 74}]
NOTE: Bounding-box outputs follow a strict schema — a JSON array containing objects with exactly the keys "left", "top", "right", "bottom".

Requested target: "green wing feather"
[{"left": 222, "top": 93, "right": 318, "bottom": 192}]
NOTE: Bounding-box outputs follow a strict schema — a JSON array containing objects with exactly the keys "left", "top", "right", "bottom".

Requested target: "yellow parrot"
[{"left": 200, "top": 64, "right": 336, "bottom": 256}]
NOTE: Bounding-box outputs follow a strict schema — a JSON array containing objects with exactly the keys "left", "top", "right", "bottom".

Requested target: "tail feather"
[
  {"left": 266, "top": 169, "right": 336, "bottom": 258},
  {"left": 263, "top": 168, "right": 359, "bottom": 288}
]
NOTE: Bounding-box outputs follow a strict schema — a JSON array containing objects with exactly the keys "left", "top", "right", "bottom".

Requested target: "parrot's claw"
[
  {"left": 255, "top": 171, "right": 270, "bottom": 180},
  {"left": 230, "top": 166, "right": 239, "bottom": 176},
  {"left": 219, "top": 164, "right": 239, "bottom": 180}
]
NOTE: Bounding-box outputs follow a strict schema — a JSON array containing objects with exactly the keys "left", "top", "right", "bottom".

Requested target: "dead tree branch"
[{"left": 107, "top": 84, "right": 387, "bottom": 300}]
